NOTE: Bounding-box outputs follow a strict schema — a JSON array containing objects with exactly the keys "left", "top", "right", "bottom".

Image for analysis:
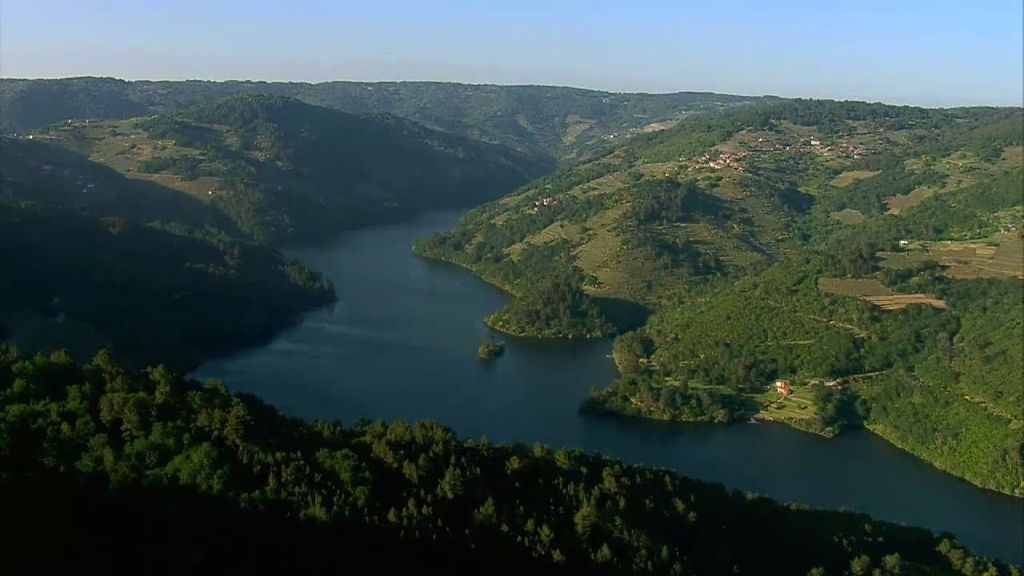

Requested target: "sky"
[{"left": 1, "top": 0, "right": 1021, "bottom": 107}]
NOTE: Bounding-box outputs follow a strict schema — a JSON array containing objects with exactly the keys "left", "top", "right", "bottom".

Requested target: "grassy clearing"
[
  {"left": 36, "top": 119, "right": 222, "bottom": 200},
  {"left": 818, "top": 277, "right": 893, "bottom": 297},
  {"left": 830, "top": 169, "right": 880, "bottom": 188},
  {"left": 830, "top": 208, "right": 865, "bottom": 225},
  {"left": 529, "top": 221, "right": 585, "bottom": 245},
  {"left": 885, "top": 186, "right": 933, "bottom": 214},
  {"left": 635, "top": 161, "right": 684, "bottom": 179},
  {"left": 561, "top": 118, "right": 597, "bottom": 145},
  {"left": 571, "top": 171, "right": 628, "bottom": 198},
  {"left": 754, "top": 387, "right": 819, "bottom": 420},
  {"left": 506, "top": 221, "right": 586, "bottom": 260},
  {"left": 638, "top": 120, "right": 678, "bottom": 134},
  {"left": 573, "top": 205, "right": 630, "bottom": 296},
  {"left": 751, "top": 387, "right": 833, "bottom": 436},
  {"left": 818, "top": 276, "right": 946, "bottom": 310}
]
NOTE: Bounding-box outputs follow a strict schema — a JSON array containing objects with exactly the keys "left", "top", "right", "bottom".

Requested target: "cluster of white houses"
[
  {"left": 528, "top": 196, "right": 558, "bottom": 214},
  {"left": 689, "top": 151, "right": 748, "bottom": 172}
]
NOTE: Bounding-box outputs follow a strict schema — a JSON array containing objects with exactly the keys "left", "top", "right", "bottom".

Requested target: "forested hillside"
[
  {"left": 3, "top": 80, "right": 1021, "bottom": 500},
  {"left": 0, "top": 199, "right": 333, "bottom": 370},
  {"left": 0, "top": 135, "right": 336, "bottom": 369},
  {"left": 2, "top": 346, "right": 1013, "bottom": 575},
  {"left": 0, "top": 91, "right": 551, "bottom": 365},
  {"left": 22, "top": 94, "right": 549, "bottom": 244},
  {"left": 417, "top": 100, "right": 1024, "bottom": 495},
  {"left": 0, "top": 77, "right": 771, "bottom": 162}
]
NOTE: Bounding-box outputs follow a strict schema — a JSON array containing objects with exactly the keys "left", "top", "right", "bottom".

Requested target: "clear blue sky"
[{"left": 2, "top": 0, "right": 1021, "bottom": 106}]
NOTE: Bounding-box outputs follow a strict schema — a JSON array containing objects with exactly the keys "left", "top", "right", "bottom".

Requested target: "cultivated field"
[
  {"left": 818, "top": 276, "right": 947, "bottom": 310},
  {"left": 34, "top": 119, "right": 224, "bottom": 199},
  {"left": 818, "top": 277, "right": 893, "bottom": 297},
  {"left": 862, "top": 294, "right": 948, "bottom": 310},
  {"left": 885, "top": 186, "right": 933, "bottom": 215},
  {"left": 755, "top": 387, "right": 819, "bottom": 420},
  {"left": 831, "top": 169, "right": 880, "bottom": 188},
  {"left": 830, "top": 208, "right": 866, "bottom": 225},
  {"left": 879, "top": 234, "right": 1024, "bottom": 279}
]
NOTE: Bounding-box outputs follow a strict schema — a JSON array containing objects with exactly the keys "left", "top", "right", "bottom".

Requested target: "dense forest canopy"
[
  {"left": 0, "top": 132, "right": 339, "bottom": 370},
  {"left": 2, "top": 346, "right": 1013, "bottom": 575},
  {"left": 0, "top": 198, "right": 334, "bottom": 371}
]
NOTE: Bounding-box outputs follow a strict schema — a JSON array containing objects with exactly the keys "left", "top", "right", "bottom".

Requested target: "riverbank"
[
  {"left": 414, "top": 244, "right": 646, "bottom": 339},
  {"left": 194, "top": 210, "right": 1024, "bottom": 563}
]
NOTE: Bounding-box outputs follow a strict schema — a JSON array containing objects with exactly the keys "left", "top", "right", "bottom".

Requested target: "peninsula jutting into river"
[{"left": 195, "top": 210, "right": 1024, "bottom": 565}]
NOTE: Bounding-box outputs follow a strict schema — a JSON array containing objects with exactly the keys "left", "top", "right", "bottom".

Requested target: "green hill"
[
  {"left": 1, "top": 136, "right": 232, "bottom": 230},
  {"left": 0, "top": 200, "right": 334, "bottom": 371},
  {"left": 418, "top": 100, "right": 1024, "bottom": 494},
  {"left": 2, "top": 346, "right": 1012, "bottom": 575},
  {"left": 0, "top": 136, "right": 334, "bottom": 369},
  {"left": 25, "top": 94, "right": 551, "bottom": 244},
  {"left": 416, "top": 101, "right": 1020, "bottom": 307},
  {"left": 0, "top": 77, "right": 772, "bottom": 162}
]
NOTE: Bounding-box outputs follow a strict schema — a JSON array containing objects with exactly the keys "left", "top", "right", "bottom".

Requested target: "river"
[{"left": 195, "top": 210, "right": 1023, "bottom": 564}]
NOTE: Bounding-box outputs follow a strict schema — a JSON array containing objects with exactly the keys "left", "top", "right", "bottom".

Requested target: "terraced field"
[
  {"left": 572, "top": 204, "right": 631, "bottom": 296},
  {"left": 506, "top": 220, "right": 586, "bottom": 260},
  {"left": 818, "top": 277, "right": 947, "bottom": 310},
  {"left": 879, "top": 234, "right": 1024, "bottom": 279},
  {"left": 863, "top": 294, "right": 948, "bottom": 311}
]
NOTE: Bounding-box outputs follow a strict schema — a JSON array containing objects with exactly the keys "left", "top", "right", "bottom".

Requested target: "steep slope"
[
  {"left": 0, "top": 77, "right": 772, "bottom": 162},
  {"left": 417, "top": 101, "right": 1020, "bottom": 314},
  {"left": 418, "top": 100, "right": 1024, "bottom": 494},
  {"left": 288, "top": 82, "right": 771, "bottom": 162},
  {"left": 412, "top": 103, "right": 824, "bottom": 312},
  {"left": 0, "top": 137, "right": 334, "bottom": 369},
  {"left": 2, "top": 347, "right": 1013, "bottom": 575},
  {"left": 29, "top": 94, "right": 551, "bottom": 244},
  {"left": 0, "top": 77, "right": 148, "bottom": 134},
  {"left": 1, "top": 136, "right": 232, "bottom": 230}
]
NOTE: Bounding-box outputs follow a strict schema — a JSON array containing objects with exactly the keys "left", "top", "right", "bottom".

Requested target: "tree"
[
  {"left": 850, "top": 554, "right": 873, "bottom": 576},
  {"left": 881, "top": 553, "right": 903, "bottom": 575},
  {"left": 612, "top": 331, "right": 651, "bottom": 374},
  {"left": 574, "top": 498, "right": 599, "bottom": 537}
]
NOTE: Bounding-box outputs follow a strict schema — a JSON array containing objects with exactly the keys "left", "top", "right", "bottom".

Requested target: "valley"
[
  {"left": 416, "top": 100, "right": 1024, "bottom": 497},
  {"left": 0, "top": 77, "right": 771, "bottom": 164},
  {"left": 1, "top": 78, "right": 1021, "bottom": 572}
]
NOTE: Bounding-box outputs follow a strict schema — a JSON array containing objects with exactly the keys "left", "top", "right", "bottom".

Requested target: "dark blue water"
[{"left": 196, "top": 210, "right": 1023, "bottom": 564}]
